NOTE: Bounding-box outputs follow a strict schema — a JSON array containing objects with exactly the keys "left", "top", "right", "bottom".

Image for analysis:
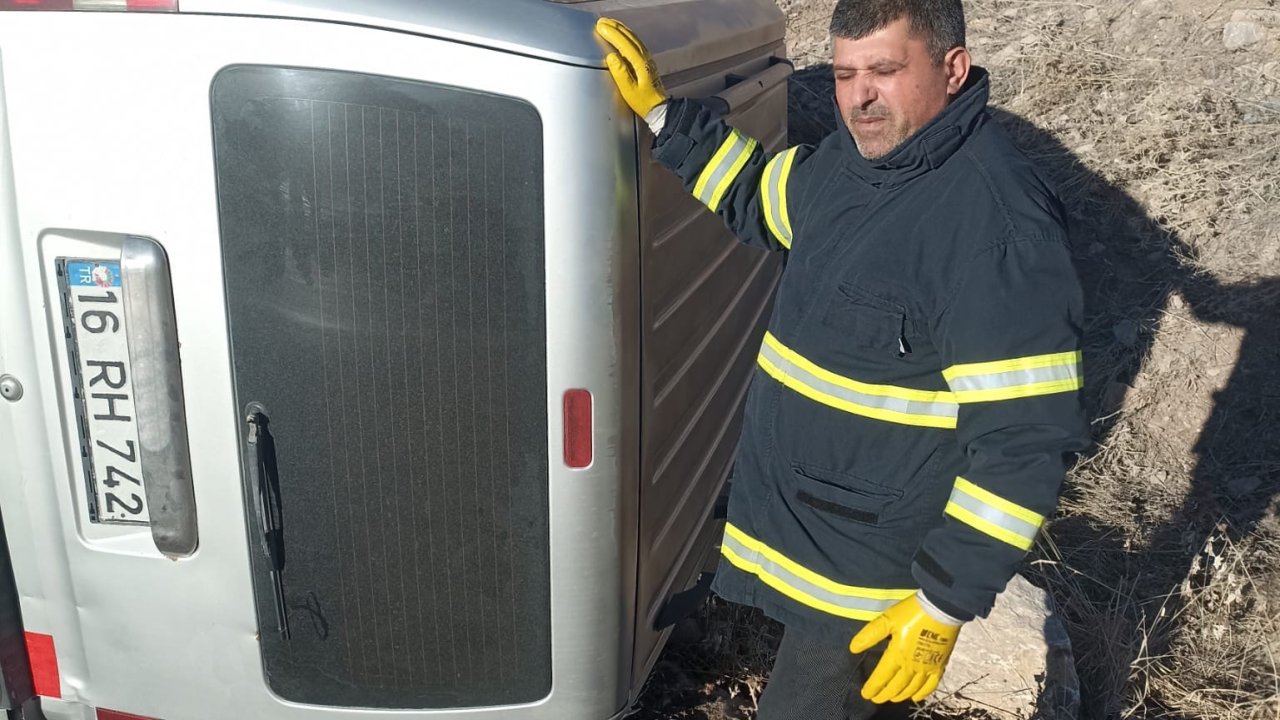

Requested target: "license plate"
[{"left": 58, "top": 259, "right": 150, "bottom": 525}]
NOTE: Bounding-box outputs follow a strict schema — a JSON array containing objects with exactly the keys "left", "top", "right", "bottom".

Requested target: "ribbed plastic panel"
[{"left": 213, "top": 66, "right": 550, "bottom": 708}]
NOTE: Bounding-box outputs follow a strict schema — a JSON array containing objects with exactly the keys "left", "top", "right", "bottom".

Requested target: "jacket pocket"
[
  {"left": 792, "top": 463, "right": 903, "bottom": 527},
  {"left": 821, "top": 282, "right": 913, "bottom": 355}
]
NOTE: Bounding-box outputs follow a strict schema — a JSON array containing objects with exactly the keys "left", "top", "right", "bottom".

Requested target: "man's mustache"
[{"left": 849, "top": 104, "right": 891, "bottom": 121}]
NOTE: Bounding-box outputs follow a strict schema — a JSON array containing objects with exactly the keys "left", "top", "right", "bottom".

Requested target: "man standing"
[{"left": 597, "top": 1, "right": 1088, "bottom": 717}]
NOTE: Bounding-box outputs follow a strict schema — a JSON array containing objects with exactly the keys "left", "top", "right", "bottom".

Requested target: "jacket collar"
[{"left": 834, "top": 66, "right": 990, "bottom": 188}]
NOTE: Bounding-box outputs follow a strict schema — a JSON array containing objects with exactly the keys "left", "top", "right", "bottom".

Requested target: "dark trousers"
[{"left": 755, "top": 623, "right": 894, "bottom": 720}]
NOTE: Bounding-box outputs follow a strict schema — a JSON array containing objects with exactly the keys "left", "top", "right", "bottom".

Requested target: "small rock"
[
  {"left": 1133, "top": 0, "right": 1171, "bottom": 19},
  {"left": 1224, "top": 21, "right": 1266, "bottom": 50},
  {"left": 935, "top": 574, "right": 1079, "bottom": 720},
  {"left": 969, "top": 17, "right": 996, "bottom": 34},
  {"left": 1113, "top": 319, "right": 1140, "bottom": 347},
  {"left": 1232, "top": 9, "right": 1280, "bottom": 28},
  {"left": 1242, "top": 98, "right": 1280, "bottom": 125}
]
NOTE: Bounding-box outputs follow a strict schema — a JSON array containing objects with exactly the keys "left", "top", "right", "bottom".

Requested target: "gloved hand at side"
[
  {"left": 595, "top": 17, "right": 668, "bottom": 129},
  {"left": 848, "top": 592, "right": 963, "bottom": 703}
]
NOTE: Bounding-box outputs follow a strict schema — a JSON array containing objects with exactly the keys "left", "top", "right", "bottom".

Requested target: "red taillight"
[
  {"left": 0, "top": 0, "right": 177, "bottom": 10},
  {"left": 563, "top": 389, "right": 593, "bottom": 468}
]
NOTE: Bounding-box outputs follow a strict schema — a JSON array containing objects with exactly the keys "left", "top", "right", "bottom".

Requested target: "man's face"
[{"left": 833, "top": 17, "right": 970, "bottom": 159}]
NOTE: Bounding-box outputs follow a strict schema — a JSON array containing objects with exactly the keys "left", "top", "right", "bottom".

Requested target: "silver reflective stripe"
[
  {"left": 720, "top": 529, "right": 903, "bottom": 617},
  {"left": 761, "top": 148, "right": 793, "bottom": 247},
  {"left": 947, "top": 486, "right": 1040, "bottom": 543},
  {"left": 947, "top": 362, "right": 1079, "bottom": 393},
  {"left": 694, "top": 130, "right": 754, "bottom": 211},
  {"left": 758, "top": 338, "right": 958, "bottom": 424}
]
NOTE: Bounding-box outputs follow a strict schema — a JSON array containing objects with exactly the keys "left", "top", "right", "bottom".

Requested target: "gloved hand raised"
[
  {"left": 848, "top": 593, "right": 962, "bottom": 703},
  {"left": 595, "top": 17, "right": 668, "bottom": 119}
]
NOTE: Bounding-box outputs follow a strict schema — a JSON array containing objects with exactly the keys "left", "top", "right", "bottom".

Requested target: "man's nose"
[{"left": 850, "top": 75, "right": 877, "bottom": 109}]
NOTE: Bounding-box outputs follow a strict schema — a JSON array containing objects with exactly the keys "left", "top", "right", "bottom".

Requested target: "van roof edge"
[{"left": 178, "top": 0, "right": 784, "bottom": 69}]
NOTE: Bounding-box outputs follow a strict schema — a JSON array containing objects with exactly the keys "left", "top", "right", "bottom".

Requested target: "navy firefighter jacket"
[{"left": 650, "top": 67, "right": 1090, "bottom": 631}]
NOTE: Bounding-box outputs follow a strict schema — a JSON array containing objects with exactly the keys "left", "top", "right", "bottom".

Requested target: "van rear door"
[{"left": 0, "top": 10, "right": 634, "bottom": 720}]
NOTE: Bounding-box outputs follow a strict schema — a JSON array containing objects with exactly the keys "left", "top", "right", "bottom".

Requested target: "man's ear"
[{"left": 943, "top": 47, "right": 972, "bottom": 96}]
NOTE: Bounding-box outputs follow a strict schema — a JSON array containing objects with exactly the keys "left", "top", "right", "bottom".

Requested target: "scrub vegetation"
[{"left": 633, "top": 0, "right": 1280, "bottom": 717}]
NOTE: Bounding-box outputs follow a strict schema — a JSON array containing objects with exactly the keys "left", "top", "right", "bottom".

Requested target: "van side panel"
[{"left": 632, "top": 48, "right": 789, "bottom": 690}]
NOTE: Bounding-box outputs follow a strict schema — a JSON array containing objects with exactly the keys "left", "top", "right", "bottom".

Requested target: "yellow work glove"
[
  {"left": 595, "top": 17, "right": 667, "bottom": 118},
  {"left": 848, "top": 593, "right": 961, "bottom": 704}
]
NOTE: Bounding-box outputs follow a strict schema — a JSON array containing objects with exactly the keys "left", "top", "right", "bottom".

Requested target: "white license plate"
[{"left": 59, "top": 259, "right": 150, "bottom": 525}]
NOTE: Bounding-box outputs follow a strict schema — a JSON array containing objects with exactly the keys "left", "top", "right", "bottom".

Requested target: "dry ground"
[{"left": 632, "top": 1, "right": 1280, "bottom": 718}]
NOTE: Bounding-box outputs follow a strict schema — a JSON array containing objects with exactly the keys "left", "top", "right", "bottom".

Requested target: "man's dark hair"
[{"left": 829, "top": 0, "right": 966, "bottom": 63}]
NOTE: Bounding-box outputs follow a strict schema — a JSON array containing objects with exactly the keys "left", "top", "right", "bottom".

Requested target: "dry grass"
[{"left": 969, "top": 0, "right": 1280, "bottom": 716}]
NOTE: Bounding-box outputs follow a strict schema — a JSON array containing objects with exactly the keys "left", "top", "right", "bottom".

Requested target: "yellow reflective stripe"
[
  {"left": 777, "top": 147, "right": 797, "bottom": 239},
  {"left": 692, "top": 132, "right": 738, "bottom": 201},
  {"left": 944, "top": 477, "right": 1045, "bottom": 551},
  {"left": 943, "top": 350, "right": 1082, "bottom": 403},
  {"left": 721, "top": 546, "right": 893, "bottom": 621},
  {"left": 757, "top": 332, "right": 959, "bottom": 428},
  {"left": 709, "top": 136, "right": 757, "bottom": 212},
  {"left": 952, "top": 378, "right": 1083, "bottom": 403},
  {"left": 721, "top": 523, "right": 915, "bottom": 620},
  {"left": 760, "top": 147, "right": 799, "bottom": 249},
  {"left": 756, "top": 355, "right": 958, "bottom": 429},
  {"left": 760, "top": 150, "right": 789, "bottom": 248},
  {"left": 944, "top": 350, "right": 1082, "bottom": 380},
  {"left": 945, "top": 502, "right": 1035, "bottom": 551},
  {"left": 764, "top": 333, "right": 953, "bottom": 403},
  {"left": 692, "top": 130, "right": 756, "bottom": 212},
  {"left": 724, "top": 523, "right": 911, "bottom": 599},
  {"left": 954, "top": 478, "right": 1044, "bottom": 526}
]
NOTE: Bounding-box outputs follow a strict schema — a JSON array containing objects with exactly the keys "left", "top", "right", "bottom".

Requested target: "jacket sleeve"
[
  {"left": 912, "top": 236, "right": 1090, "bottom": 621},
  {"left": 651, "top": 97, "right": 816, "bottom": 253}
]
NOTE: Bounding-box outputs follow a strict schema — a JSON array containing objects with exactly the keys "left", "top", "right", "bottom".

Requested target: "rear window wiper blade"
[{"left": 246, "top": 403, "right": 290, "bottom": 640}]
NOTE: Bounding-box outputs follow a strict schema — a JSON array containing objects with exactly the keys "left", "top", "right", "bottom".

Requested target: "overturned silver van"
[{"left": 0, "top": 1, "right": 790, "bottom": 718}]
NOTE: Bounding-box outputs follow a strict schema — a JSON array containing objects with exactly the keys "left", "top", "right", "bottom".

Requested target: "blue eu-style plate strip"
[{"left": 67, "top": 261, "right": 122, "bottom": 288}]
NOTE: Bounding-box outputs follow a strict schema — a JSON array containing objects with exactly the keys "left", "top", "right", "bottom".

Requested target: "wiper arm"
[{"left": 246, "top": 403, "right": 290, "bottom": 640}]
